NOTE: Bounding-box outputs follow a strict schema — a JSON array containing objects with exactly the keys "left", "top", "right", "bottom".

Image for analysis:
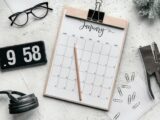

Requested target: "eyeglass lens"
[
  {"left": 32, "top": 4, "right": 49, "bottom": 18},
  {"left": 9, "top": 2, "right": 52, "bottom": 26},
  {"left": 13, "top": 13, "right": 28, "bottom": 26}
]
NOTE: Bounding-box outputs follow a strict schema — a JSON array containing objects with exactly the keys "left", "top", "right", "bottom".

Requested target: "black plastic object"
[
  {"left": 87, "top": 9, "right": 105, "bottom": 23},
  {"left": 139, "top": 42, "right": 160, "bottom": 99},
  {"left": 0, "top": 41, "right": 47, "bottom": 71},
  {"left": 87, "top": 0, "right": 105, "bottom": 23},
  {"left": 0, "top": 90, "right": 39, "bottom": 114}
]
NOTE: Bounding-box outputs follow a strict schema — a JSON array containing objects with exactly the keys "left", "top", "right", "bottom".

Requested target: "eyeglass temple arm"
[
  {"left": 41, "top": 6, "right": 53, "bottom": 10},
  {"left": 9, "top": 15, "right": 18, "bottom": 26}
]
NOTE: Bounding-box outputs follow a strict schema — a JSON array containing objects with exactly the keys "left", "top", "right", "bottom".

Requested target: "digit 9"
[{"left": 6, "top": 50, "right": 16, "bottom": 65}]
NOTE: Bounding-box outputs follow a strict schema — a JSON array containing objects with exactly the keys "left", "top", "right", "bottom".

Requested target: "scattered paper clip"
[
  {"left": 121, "top": 84, "right": 131, "bottom": 89},
  {"left": 113, "top": 98, "right": 123, "bottom": 103},
  {"left": 125, "top": 73, "right": 130, "bottom": 82},
  {"left": 132, "top": 92, "right": 136, "bottom": 101},
  {"left": 128, "top": 95, "right": 132, "bottom": 104},
  {"left": 132, "top": 101, "right": 140, "bottom": 109},
  {"left": 117, "top": 87, "right": 123, "bottom": 96},
  {"left": 113, "top": 112, "right": 120, "bottom": 120},
  {"left": 131, "top": 72, "right": 135, "bottom": 81}
]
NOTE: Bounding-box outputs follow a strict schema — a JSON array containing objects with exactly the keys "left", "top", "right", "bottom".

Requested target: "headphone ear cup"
[
  {"left": 9, "top": 101, "right": 39, "bottom": 114},
  {"left": 9, "top": 94, "right": 37, "bottom": 106},
  {"left": 9, "top": 94, "right": 39, "bottom": 114}
]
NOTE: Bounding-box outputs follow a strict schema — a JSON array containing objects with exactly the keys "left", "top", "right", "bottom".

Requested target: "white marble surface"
[{"left": 1, "top": 0, "right": 160, "bottom": 120}]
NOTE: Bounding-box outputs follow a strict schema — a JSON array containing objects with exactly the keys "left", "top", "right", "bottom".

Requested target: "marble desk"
[{"left": 0, "top": 0, "right": 160, "bottom": 120}]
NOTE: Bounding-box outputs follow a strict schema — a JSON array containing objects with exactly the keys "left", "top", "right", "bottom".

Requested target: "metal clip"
[{"left": 87, "top": 0, "right": 105, "bottom": 22}]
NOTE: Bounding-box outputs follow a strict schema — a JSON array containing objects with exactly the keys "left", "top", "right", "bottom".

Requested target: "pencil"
[{"left": 74, "top": 45, "right": 82, "bottom": 101}]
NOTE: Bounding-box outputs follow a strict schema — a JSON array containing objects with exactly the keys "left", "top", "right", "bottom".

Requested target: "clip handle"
[
  {"left": 155, "top": 71, "right": 160, "bottom": 87},
  {"left": 95, "top": 0, "right": 102, "bottom": 12},
  {"left": 87, "top": 0, "right": 104, "bottom": 22},
  {"left": 146, "top": 72, "right": 155, "bottom": 99}
]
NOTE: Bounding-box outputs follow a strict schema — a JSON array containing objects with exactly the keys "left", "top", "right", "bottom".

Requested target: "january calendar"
[{"left": 44, "top": 7, "right": 128, "bottom": 110}]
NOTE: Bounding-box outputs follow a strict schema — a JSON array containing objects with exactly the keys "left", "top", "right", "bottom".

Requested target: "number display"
[
  {"left": 6, "top": 50, "right": 16, "bottom": 65},
  {"left": 32, "top": 45, "right": 41, "bottom": 61},
  {"left": 22, "top": 45, "right": 42, "bottom": 63},
  {"left": 23, "top": 47, "right": 33, "bottom": 63},
  {"left": 0, "top": 41, "right": 47, "bottom": 71}
]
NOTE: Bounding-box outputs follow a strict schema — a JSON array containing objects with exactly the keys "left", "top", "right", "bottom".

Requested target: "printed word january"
[{"left": 79, "top": 21, "right": 106, "bottom": 37}]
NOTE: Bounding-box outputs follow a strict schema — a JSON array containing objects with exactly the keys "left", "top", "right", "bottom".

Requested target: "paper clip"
[
  {"left": 128, "top": 95, "right": 132, "bottom": 104},
  {"left": 132, "top": 92, "right": 136, "bottom": 101},
  {"left": 131, "top": 72, "right": 135, "bottom": 81},
  {"left": 121, "top": 84, "right": 131, "bottom": 89},
  {"left": 117, "top": 87, "right": 123, "bottom": 96},
  {"left": 125, "top": 73, "right": 130, "bottom": 82},
  {"left": 113, "top": 98, "right": 123, "bottom": 103},
  {"left": 132, "top": 102, "right": 140, "bottom": 109},
  {"left": 113, "top": 112, "right": 120, "bottom": 120}
]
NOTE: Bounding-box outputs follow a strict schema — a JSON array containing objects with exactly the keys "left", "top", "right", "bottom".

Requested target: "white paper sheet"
[{"left": 108, "top": 72, "right": 159, "bottom": 120}]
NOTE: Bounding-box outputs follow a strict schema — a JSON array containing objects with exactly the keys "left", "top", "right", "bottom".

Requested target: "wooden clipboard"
[{"left": 44, "top": 7, "right": 129, "bottom": 111}]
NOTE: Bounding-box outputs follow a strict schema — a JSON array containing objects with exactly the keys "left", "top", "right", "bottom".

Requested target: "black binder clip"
[
  {"left": 87, "top": 0, "right": 105, "bottom": 23},
  {"left": 139, "top": 42, "right": 160, "bottom": 99},
  {"left": 0, "top": 90, "right": 39, "bottom": 114}
]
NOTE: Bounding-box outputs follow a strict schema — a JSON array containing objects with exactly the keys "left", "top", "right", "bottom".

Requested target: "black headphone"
[{"left": 0, "top": 90, "right": 39, "bottom": 114}]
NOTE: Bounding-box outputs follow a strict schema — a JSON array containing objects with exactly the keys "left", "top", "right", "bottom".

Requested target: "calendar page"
[{"left": 44, "top": 8, "right": 128, "bottom": 110}]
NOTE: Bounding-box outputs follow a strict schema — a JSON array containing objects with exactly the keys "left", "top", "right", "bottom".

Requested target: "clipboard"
[{"left": 44, "top": 3, "right": 128, "bottom": 110}]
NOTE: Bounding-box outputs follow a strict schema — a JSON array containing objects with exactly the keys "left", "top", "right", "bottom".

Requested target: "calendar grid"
[
  {"left": 55, "top": 35, "right": 70, "bottom": 87},
  {"left": 82, "top": 41, "right": 95, "bottom": 95},
  {"left": 64, "top": 36, "right": 78, "bottom": 90},
  {"left": 51, "top": 32, "right": 120, "bottom": 100},
  {"left": 99, "top": 45, "right": 112, "bottom": 98},
  {"left": 90, "top": 44, "right": 103, "bottom": 96},
  {"left": 58, "top": 41, "right": 118, "bottom": 58}
]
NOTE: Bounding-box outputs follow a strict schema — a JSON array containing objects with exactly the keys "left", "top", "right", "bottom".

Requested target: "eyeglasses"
[{"left": 8, "top": 2, "right": 53, "bottom": 27}]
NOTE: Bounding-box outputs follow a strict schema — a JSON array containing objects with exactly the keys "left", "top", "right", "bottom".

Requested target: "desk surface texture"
[{"left": 0, "top": 0, "right": 160, "bottom": 120}]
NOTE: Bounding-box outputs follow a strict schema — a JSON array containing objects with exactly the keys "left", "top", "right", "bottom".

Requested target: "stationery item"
[
  {"left": 87, "top": 0, "right": 104, "bottom": 22},
  {"left": 8, "top": 2, "right": 53, "bottom": 26},
  {"left": 108, "top": 72, "right": 158, "bottom": 120},
  {"left": 0, "top": 41, "right": 47, "bottom": 71},
  {"left": 74, "top": 45, "right": 82, "bottom": 101},
  {"left": 44, "top": 4, "right": 128, "bottom": 110},
  {"left": 0, "top": 90, "right": 39, "bottom": 114},
  {"left": 139, "top": 42, "right": 160, "bottom": 99}
]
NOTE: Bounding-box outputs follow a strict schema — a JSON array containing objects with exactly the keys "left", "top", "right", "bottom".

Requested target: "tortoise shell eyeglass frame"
[{"left": 8, "top": 2, "right": 53, "bottom": 26}]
